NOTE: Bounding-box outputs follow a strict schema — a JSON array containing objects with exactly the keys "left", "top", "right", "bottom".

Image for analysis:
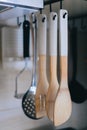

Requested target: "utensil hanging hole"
[
  {"left": 42, "top": 17, "right": 46, "bottom": 22},
  {"left": 63, "top": 12, "right": 67, "bottom": 18},
  {"left": 53, "top": 15, "right": 56, "bottom": 20}
]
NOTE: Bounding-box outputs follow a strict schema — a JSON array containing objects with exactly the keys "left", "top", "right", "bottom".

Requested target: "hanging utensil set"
[{"left": 21, "top": 9, "right": 72, "bottom": 126}]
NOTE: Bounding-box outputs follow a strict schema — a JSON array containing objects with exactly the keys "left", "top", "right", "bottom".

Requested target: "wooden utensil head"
[
  {"left": 46, "top": 80, "right": 59, "bottom": 122},
  {"left": 54, "top": 85, "right": 72, "bottom": 126}
]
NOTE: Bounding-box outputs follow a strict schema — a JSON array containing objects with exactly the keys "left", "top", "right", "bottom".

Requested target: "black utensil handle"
[{"left": 23, "top": 20, "right": 30, "bottom": 58}]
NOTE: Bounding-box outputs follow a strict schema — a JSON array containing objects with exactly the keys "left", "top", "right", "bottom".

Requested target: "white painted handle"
[
  {"left": 38, "top": 14, "right": 47, "bottom": 55},
  {"left": 49, "top": 12, "right": 58, "bottom": 56},
  {"left": 59, "top": 9, "right": 68, "bottom": 56}
]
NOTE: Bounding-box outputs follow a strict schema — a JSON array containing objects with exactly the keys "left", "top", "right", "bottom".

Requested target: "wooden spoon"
[
  {"left": 54, "top": 9, "right": 72, "bottom": 126},
  {"left": 46, "top": 12, "right": 59, "bottom": 122},
  {"left": 35, "top": 14, "right": 49, "bottom": 118}
]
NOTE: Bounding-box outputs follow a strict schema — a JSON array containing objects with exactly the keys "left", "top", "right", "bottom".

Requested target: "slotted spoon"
[
  {"left": 22, "top": 14, "right": 39, "bottom": 119},
  {"left": 35, "top": 14, "right": 49, "bottom": 118}
]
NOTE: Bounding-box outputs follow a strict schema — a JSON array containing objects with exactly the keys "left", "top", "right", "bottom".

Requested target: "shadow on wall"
[
  {"left": 26, "top": 126, "right": 77, "bottom": 130},
  {"left": 57, "top": 128, "right": 77, "bottom": 130},
  {"left": 68, "top": 27, "right": 87, "bottom": 103},
  {"left": 25, "top": 124, "right": 56, "bottom": 130}
]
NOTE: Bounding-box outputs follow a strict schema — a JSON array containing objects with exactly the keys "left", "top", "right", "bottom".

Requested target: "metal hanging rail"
[
  {"left": 0, "top": 0, "right": 43, "bottom": 9},
  {"left": 44, "top": 0, "right": 63, "bottom": 6}
]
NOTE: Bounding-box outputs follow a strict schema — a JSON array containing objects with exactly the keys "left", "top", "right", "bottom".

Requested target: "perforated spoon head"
[{"left": 22, "top": 85, "right": 37, "bottom": 119}]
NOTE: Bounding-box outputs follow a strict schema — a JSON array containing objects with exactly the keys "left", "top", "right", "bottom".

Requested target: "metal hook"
[
  {"left": 49, "top": 2, "right": 52, "bottom": 12},
  {"left": 17, "top": 17, "right": 21, "bottom": 27},
  {"left": 60, "top": 0, "right": 63, "bottom": 9},
  {"left": 24, "top": 15, "right": 26, "bottom": 21},
  {"left": 40, "top": 9, "right": 42, "bottom": 14}
]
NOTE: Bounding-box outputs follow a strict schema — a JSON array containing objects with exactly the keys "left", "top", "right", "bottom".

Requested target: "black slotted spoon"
[{"left": 22, "top": 14, "right": 40, "bottom": 119}]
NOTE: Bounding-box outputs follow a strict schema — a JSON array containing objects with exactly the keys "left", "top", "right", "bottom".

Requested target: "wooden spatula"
[
  {"left": 35, "top": 14, "right": 49, "bottom": 118},
  {"left": 46, "top": 12, "right": 59, "bottom": 122},
  {"left": 54, "top": 9, "right": 72, "bottom": 126}
]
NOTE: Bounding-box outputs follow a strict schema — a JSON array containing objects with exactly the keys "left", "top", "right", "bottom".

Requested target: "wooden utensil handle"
[
  {"left": 60, "top": 56, "right": 68, "bottom": 84},
  {"left": 38, "top": 14, "right": 47, "bottom": 79},
  {"left": 59, "top": 9, "right": 68, "bottom": 86},
  {"left": 49, "top": 12, "right": 58, "bottom": 56},
  {"left": 38, "top": 55, "right": 47, "bottom": 80},
  {"left": 38, "top": 14, "right": 47, "bottom": 55},
  {"left": 59, "top": 10, "right": 68, "bottom": 57},
  {"left": 50, "top": 56, "right": 58, "bottom": 81},
  {"left": 49, "top": 12, "right": 58, "bottom": 81},
  {"left": 23, "top": 20, "right": 30, "bottom": 58}
]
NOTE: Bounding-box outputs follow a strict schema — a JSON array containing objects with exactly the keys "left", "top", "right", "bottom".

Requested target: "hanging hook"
[
  {"left": 39, "top": 9, "right": 45, "bottom": 22},
  {"left": 32, "top": 13, "right": 37, "bottom": 24},
  {"left": 17, "top": 17, "right": 21, "bottom": 27},
  {"left": 60, "top": 0, "right": 63, "bottom": 9},
  {"left": 24, "top": 15, "right": 26, "bottom": 21},
  {"left": 49, "top": 2, "right": 52, "bottom": 12},
  {"left": 40, "top": 9, "right": 42, "bottom": 14}
]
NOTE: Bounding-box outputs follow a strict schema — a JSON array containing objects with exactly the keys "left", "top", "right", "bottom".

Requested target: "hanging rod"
[{"left": 44, "top": 0, "right": 63, "bottom": 6}]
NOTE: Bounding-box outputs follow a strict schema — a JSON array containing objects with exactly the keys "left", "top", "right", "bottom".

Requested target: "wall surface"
[
  {"left": 0, "top": 29, "right": 1, "bottom": 61},
  {"left": 76, "top": 31, "right": 87, "bottom": 89}
]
